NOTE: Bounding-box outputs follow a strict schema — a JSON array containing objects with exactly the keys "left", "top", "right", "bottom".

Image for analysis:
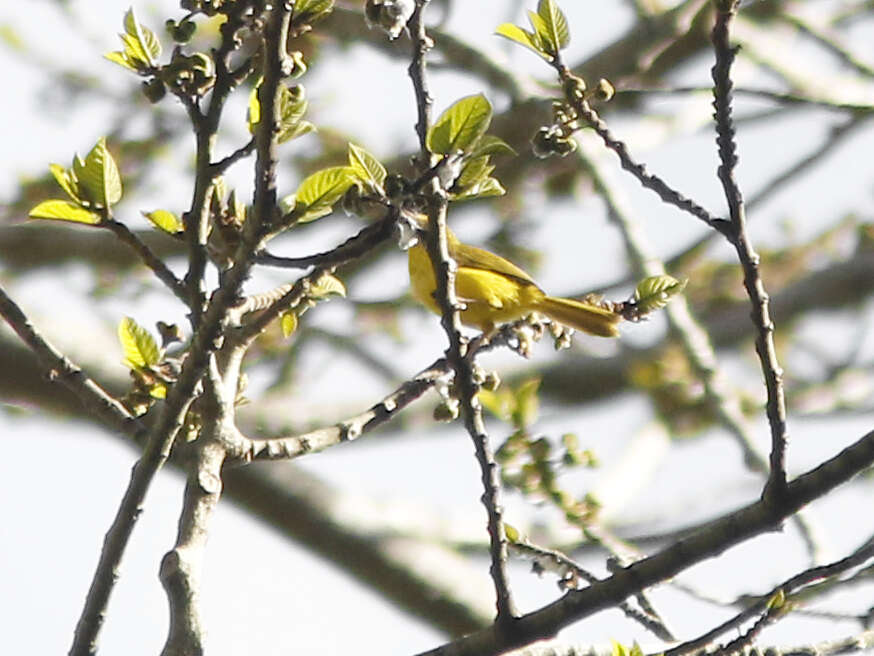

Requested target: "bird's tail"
[{"left": 534, "top": 296, "right": 621, "bottom": 337}]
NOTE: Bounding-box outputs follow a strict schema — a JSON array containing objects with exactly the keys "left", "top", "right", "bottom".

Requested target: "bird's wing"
[{"left": 450, "top": 242, "right": 538, "bottom": 286}]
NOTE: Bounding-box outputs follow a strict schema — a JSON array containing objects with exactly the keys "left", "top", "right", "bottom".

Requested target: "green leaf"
[
  {"left": 469, "top": 135, "right": 516, "bottom": 159},
  {"left": 72, "top": 138, "right": 122, "bottom": 208},
  {"left": 479, "top": 388, "right": 512, "bottom": 421},
  {"left": 280, "top": 312, "right": 298, "bottom": 338},
  {"left": 282, "top": 120, "right": 316, "bottom": 143},
  {"left": 347, "top": 143, "right": 386, "bottom": 193},
  {"left": 426, "top": 94, "right": 493, "bottom": 155},
  {"left": 104, "top": 50, "right": 138, "bottom": 72},
  {"left": 149, "top": 383, "right": 167, "bottom": 399},
  {"left": 29, "top": 200, "right": 101, "bottom": 224},
  {"left": 293, "top": 166, "right": 356, "bottom": 222},
  {"left": 512, "top": 378, "right": 540, "bottom": 428},
  {"left": 456, "top": 156, "right": 494, "bottom": 189},
  {"left": 610, "top": 642, "right": 630, "bottom": 656},
  {"left": 293, "top": 0, "right": 334, "bottom": 23},
  {"left": 118, "top": 316, "right": 161, "bottom": 369},
  {"left": 309, "top": 272, "right": 346, "bottom": 299},
  {"left": 495, "top": 23, "right": 549, "bottom": 60},
  {"left": 633, "top": 275, "right": 687, "bottom": 313},
  {"left": 248, "top": 82, "right": 314, "bottom": 144},
  {"left": 452, "top": 176, "right": 505, "bottom": 201},
  {"left": 526, "top": 11, "right": 550, "bottom": 53},
  {"left": 537, "top": 0, "right": 570, "bottom": 52},
  {"left": 277, "top": 85, "right": 309, "bottom": 144},
  {"left": 123, "top": 7, "right": 160, "bottom": 67},
  {"left": 246, "top": 83, "right": 261, "bottom": 133},
  {"left": 450, "top": 156, "right": 506, "bottom": 201},
  {"left": 503, "top": 523, "right": 521, "bottom": 543},
  {"left": 142, "top": 209, "right": 184, "bottom": 234},
  {"left": 49, "top": 163, "right": 81, "bottom": 202}
]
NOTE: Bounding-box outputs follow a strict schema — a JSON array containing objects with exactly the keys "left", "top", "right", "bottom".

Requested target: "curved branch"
[{"left": 415, "top": 426, "right": 874, "bottom": 656}]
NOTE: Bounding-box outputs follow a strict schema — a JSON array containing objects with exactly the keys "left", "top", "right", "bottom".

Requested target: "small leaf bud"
[
  {"left": 383, "top": 173, "right": 408, "bottom": 199},
  {"left": 482, "top": 371, "right": 501, "bottom": 392},
  {"left": 433, "top": 400, "right": 460, "bottom": 422},
  {"left": 173, "top": 19, "right": 196, "bottom": 44},
  {"left": 142, "top": 78, "right": 166, "bottom": 103},
  {"left": 595, "top": 78, "right": 615, "bottom": 102},
  {"left": 562, "top": 74, "right": 587, "bottom": 101}
]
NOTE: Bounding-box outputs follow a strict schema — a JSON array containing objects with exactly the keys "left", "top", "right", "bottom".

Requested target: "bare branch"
[
  {"left": 710, "top": 0, "right": 789, "bottom": 499},
  {"left": 408, "top": 0, "right": 517, "bottom": 623},
  {"left": 415, "top": 426, "right": 874, "bottom": 656}
]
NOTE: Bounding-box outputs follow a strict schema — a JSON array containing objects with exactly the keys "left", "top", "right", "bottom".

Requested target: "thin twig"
[
  {"left": 779, "top": 11, "right": 874, "bottom": 80},
  {"left": 711, "top": 0, "right": 789, "bottom": 500},
  {"left": 103, "top": 219, "right": 188, "bottom": 303},
  {"left": 414, "top": 427, "right": 874, "bottom": 656},
  {"left": 575, "top": 135, "right": 825, "bottom": 561},
  {"left": 659, "top": 535, "right": 874, "bottom": 656},
  {"left": 618, "top": 85, "right": 874, "bottom": 114},
  {"left": 235, "top": 357, "right": 450, "bottom": 462},
  {"left": 0, "top": 285, "right": 142, "bottom": 439},
  {"left": 510, "top": 540, "right": 675, "bottom": 642},
  {"left": 408, "top": 0, "right": 517, "bottom": 623},
  {"left": 562, "top": 73, "right": 726, "bottom": 232},
  {"left": 232, "top": 264, "right": 332, "bottom": 341},
  {"left": 183, "top": 7, "right": 254, "bottom": 325},
  {"left": 209, "top": 136, "right": 257, "bottom": 176},
  {"left": 255, "top": 211, "right": 395, "bottom": 269}
]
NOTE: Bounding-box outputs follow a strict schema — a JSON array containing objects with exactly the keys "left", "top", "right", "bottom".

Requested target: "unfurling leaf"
[
  {"left": 427, "top": 94, "right": 493, "bottom": 155},
  {"left": 479, "top": 387, "right": 514, "bottom": 422},
  {"left": 495, "top": 23, "right": 549, "bottom": 60},
  {"left": 248, "top": 82, "right": 313, "bottom": 144},
  {"left": 106, "top": 8, "right": 161, "bottom": 72},
  {"left": 536, "top": 0, "right": 570, "bottom": 54},
  {"left": 72, "top": 138, "right": 122, "bottom": 208},
  {"left": 503, "top": 523, "right": 522, "bottom": 543},
  {"left": 634, "top": 275, "right": 687, "bottom": 314},
  {"left": 309, "top": 272, "right": 346, "bottom": 299},
  {"left": 496, "top": 0, "right": 569, "bottom": 60},
  {"left": 513, "top": 378, "right": 541, "bottom": 429},
  {"left": 469, "top": 134, "right": 516, "bottom": 159},
  {"left": 29, "top": 200, "right": 101, "bottom": 224},
  {"left": 49, "top": 163, "right": 81, "bottom": 202},
  {"left": 280, "top": 312, "right": 298, "bottom": 338},
  {"left": 143, "top": 209, "right": 184, "bottom": 234},
  {"left": 290, "top": 166, "right": 356, "bottom": 222},
  {"left": 450, "top": 155, "right": 506, "bottom": 201},
  {"left": 118, "top": 316, "right": 161, "bottom": 370},
  {"left": 347, "top": 143, "right": 386, "bottom": 193},
  {"left": 293, "top": 0, "right": 335, "bottom": 24}
]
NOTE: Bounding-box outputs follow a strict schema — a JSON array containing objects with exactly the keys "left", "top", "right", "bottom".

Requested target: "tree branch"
[
  {"left": 408, "top": 0, "right": 518, "bottom": 624},
  {"left": 710, "top": 0, "right": 789, "bottom": 499},
  {"left": 415, "top": 426, "right": 874, "bottom": 656}
]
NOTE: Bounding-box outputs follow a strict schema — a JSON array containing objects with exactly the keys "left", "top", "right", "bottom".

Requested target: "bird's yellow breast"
[{"left": 408, "top": 240, "right": 544, "bottom": 332}]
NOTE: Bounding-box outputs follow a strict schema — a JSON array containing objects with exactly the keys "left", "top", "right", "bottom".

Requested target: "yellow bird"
[{"left": 407, "top": 222, "right": 620, "bottom": 337}]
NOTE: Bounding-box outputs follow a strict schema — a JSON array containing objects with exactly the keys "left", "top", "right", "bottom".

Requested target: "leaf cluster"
[
  {"left": 496, "top": 0, "right": 570, "bottom": 61},
  {"left": 484, "top": 378, "right": 600, "bottom": 526},
  {"left": 426, "top": 94, "right": 514, "bottom": 201},
  {"left": 29, "top": 138, "right": 122, "bottom": 224},
  {"left": 105, "top": 8, "right": 161, "bottom": 73}
]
